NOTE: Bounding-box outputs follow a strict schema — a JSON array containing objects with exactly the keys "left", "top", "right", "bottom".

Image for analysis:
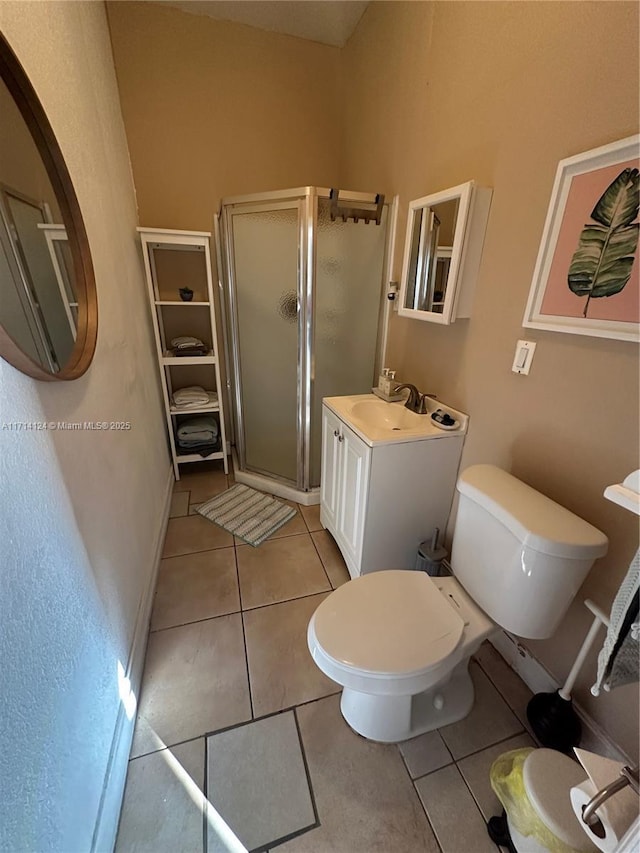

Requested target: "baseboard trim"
[
  {"left": 489, "top": 631, "right": 558, "bottom": 695},
  {"left": 489, "top": 631, "right": 632, "bottom": 763},
  {"left": 91, "top": 464, "right": 174, "bottom": 853}
]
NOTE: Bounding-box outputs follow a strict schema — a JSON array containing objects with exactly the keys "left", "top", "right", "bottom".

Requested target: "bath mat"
[{"left": 196, "top": 484, "right": 296, "bottom": 547}]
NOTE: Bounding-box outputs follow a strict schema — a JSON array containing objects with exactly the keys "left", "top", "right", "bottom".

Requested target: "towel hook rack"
[{"left": 329, "top": 189, "right": 385, "bottom": 225}]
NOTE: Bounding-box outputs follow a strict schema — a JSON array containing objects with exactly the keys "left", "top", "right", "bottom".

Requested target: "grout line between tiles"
[
  {"left": 236, "top": 547, "right": 255, "bottom": 720},
  {"left": 396, "top": 743, "right": 419, "bottom": 781},
  {"left": 293, "top": 706, "right": 321, "bottom": 828},
  {"left": 251, "top": 820, "right": 317, "bottom": 853},
  {"left": 146, "top": 609, "right": 243, "bottom": 638},
  {"left": 441, "top": 733, "right": 455, "bottom": 765},
  {"left": 162, "top": 543, "right": 236, "bottom": 560},
  {"left": 411, "top": 776, "right": 444, "bottom": 853},
  {"left": 129, "top": 730, "right": 211, "bottom": 763},
  {"left": 411, "top": 727, "right": 527, "bottom": 782},
  {"left": 245, "top": 588, "right": 333, "bottom": 615},
  {"left": 297, "top": 502, "right": 312, "bottom": 535},
  {"left": 308, "top": 529, "right": 333, "bottom": 588},
  {"left": 241, "top": 586, "right": 331, "bottom": 614},
  {"left": 454, "top": 755, "right": 501, "bottom": 845},
  {"left": 235, "top": 530, "right": 317, "bottom": 549},
  {"left": 414, "top": 762, "right": 484, "bottom": 853},
  {"left": 201, "top": 691, "right": 342, "bottom": 741},
  {"left": 160, "top": 543, "right": 236, "bottom": 563},
  {"left": 240, "top": 611, "right": 255, "bottom": 720},
  {"left": 150, "top": 608, "right": 242, "bottom": 634}
]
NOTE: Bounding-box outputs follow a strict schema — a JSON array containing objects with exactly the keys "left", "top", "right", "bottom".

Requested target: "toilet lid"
[
  {"left": 312, "top": 570, "right": 464, "bottom": 675},
  {"left": 523, "top": 749, "right": 595, "bottom": 851}
]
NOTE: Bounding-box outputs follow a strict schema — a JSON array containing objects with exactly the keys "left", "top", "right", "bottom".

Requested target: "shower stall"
[{"left": 217, "top": 186, "right": 394, "bottom": 503}]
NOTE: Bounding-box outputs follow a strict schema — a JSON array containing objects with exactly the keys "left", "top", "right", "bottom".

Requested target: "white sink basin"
[
  {"left": 349, "top": 399, "right": 425, "bottom": 430},
  {"left": 324, "top": 394, "right": 469, "bottom": 446}
]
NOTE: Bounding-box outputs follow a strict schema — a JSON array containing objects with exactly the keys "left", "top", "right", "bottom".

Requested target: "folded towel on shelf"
[
  {"left": 171, "top": 386, "right": 218, "bottom": 409},
  {"left": 173, "top": 385, "right": 209, "bottom": 403},
  {"left": 173, "top": 345, "right": 208, "bottom": 357},
  {"left": 178, "top": 442, "right": 219, "bottom": 458},
  {"left": 177, "top": 416, "right": 219, "bottom": 443},
  {"left": 170, "top": 336, "right": 208, "bottom": 357},
  {"left": 171, "top": 336, "right": 204, "bottom": 349},
  {"left": 178, "top": 436, "right": 216, "bottom": 447},
  {"left": 176, "top": 415, "right": 220, "bottom": 458}
]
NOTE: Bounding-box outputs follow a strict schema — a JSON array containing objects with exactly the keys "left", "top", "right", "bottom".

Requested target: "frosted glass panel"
[
  {"left": 311, "top": 200, "right": 387, "bottom": 486},
  {"left": 232, "top": 207, "right": 299, "bottom": 482}
]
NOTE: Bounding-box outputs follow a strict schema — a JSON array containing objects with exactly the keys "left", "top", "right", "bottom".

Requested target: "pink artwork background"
[{"left": 540, "top": 158, "right": 639, "bottom": 323}]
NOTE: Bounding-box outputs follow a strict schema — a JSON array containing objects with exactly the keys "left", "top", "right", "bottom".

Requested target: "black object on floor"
[
  {"left": 487, "top": 811, "right": 518, "bottom": 853},
  {"left": 526, "top": 689, "right": 582, "bottom": 754}
]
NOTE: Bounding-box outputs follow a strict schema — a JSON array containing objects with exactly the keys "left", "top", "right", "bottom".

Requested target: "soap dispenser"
[{"left": 378, "top": 368, "right": 396, "bottom": 397}]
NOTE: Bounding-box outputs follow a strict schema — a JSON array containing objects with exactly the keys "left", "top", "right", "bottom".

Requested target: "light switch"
[{"left": 512, "top": 340, "right": 536, "bottom": 375}]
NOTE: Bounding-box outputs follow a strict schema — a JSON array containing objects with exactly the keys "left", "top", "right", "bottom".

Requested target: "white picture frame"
[{"left": 523, "top": 135, "right": 640, "bottom": 343}]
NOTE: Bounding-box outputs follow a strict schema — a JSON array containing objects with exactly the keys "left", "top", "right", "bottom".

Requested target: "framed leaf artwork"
[{"left": 523, "top": 135, "right": 640, "bottom": 342}]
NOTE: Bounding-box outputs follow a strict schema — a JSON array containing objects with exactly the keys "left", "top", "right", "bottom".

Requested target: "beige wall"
[
  {"left": 107, "top": 0, "right": 639, "bottom": 756},
  {"left": 344, "top": 1, "right": 639, "bottom": 757},
  {"left": 106, "top": 1, "right": 343, "bottom": 229},
  {"left": 0, "top": 2, "right": 168, "bottom": 848},
  {"left": 0, "top": 80, "right": 60, "bottom": 217}
]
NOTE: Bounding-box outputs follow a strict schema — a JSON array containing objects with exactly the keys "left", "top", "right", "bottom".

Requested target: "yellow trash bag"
[{"left": 490, "top": 748, "right": 583, "bottom": 853}]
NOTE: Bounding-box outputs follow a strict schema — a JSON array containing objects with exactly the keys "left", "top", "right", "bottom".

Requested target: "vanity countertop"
[{"left": 323, "top": 394, "right": 469, "bottom": 447}]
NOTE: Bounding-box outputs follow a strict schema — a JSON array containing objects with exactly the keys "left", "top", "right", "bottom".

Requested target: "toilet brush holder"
[{"left": 416, "top": 528, "right": 447, "bottom": 576}]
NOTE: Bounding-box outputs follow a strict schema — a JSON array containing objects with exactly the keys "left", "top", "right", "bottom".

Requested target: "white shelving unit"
[{"left": 138, "top": 227, "right": 228, "bottom": 479}]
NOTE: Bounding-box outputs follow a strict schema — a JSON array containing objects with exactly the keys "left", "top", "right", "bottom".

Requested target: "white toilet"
[{"left": 307, "top": 464, "right": 608, "bottom": 743}]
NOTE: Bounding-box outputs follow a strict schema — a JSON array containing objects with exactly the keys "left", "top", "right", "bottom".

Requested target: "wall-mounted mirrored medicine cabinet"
[{"left": 398, "top": 180, "right": 492, "bottom": 324}]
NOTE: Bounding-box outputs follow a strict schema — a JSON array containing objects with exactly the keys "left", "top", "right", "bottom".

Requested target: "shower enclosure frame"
[{"left": 217, "top": 186, "right": 397, "bottom": 501}]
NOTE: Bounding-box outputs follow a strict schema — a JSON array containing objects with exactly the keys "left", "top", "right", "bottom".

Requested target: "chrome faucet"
[{"left": 394, "top": 383, "right": 435, "bottom": 415}]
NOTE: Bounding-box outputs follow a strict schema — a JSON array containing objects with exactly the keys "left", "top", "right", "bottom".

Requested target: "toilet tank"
[{"left": 450, "top": 465, "right": 608, "bottom": 639}]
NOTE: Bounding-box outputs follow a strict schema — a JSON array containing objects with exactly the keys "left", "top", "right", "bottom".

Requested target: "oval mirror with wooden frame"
[{"left": 0, "top": 34, "right": 97, "bottom": 381}]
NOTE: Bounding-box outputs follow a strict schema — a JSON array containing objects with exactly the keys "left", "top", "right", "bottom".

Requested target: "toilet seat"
[
  {"left": 307, "top": 570, "right": 496, "bottom": 740},
  {"left": 308, "top": 570, "right": 465, "bottom": 689}
]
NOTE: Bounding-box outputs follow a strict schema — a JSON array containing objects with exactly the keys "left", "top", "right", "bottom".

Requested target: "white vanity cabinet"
[
  {"left": 320, "top": 398, "right": 467, "bottom": 579},
  {"left": 321, "top": 407, "right": 371, "bottom": 571}
]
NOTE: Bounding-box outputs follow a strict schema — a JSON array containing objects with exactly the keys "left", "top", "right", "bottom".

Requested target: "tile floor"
[{"left": 116, "top": 463, "right": 539, "bottom": 853}]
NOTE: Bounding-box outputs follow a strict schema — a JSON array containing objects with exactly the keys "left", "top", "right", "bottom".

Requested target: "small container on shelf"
[{"left": 179, "top": 287, "right": 194, "bottom": 302}]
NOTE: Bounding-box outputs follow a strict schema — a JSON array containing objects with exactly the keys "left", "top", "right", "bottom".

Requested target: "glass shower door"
[
  {"left": 227, "top": 204, "right": 301, "bottom": 483},
  {"left": 310, "top": 198, "right": 388, "bottom": 486}
]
